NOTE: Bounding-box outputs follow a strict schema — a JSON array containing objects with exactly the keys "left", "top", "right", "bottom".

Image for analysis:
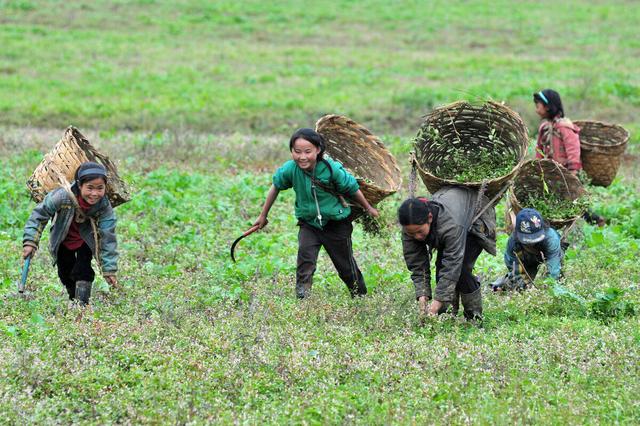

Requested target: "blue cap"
[{"left": 515, "top": 208, "right": 545, "bottom": 244}]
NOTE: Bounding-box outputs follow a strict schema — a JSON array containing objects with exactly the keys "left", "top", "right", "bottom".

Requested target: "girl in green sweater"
[{"left": 254, "top": 128, "right": 378, "bottom": 299}]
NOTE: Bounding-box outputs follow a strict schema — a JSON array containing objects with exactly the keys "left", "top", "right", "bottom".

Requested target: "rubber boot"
[
  {"left": 75, "top": 280, "right": 92, "bottom": 306},
  {"left": 296, "top": 278, "right": 312, "bottom": 299},
  {"left": 461, "top": 287, "right": 483, "bottom": 321},
  {"left": 64, "top": 283, "right": 76, "bottom": 300},
  {"left": 450, "top": 291, "right": 460, "bottom": 316},
  {"left": 348, "top": 278, "right": 367, "bottom": 298}
]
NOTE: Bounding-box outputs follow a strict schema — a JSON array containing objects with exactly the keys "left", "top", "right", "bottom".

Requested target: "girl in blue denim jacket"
[{"left": 22, "top": 162, "right": 118, "bottom": 305}]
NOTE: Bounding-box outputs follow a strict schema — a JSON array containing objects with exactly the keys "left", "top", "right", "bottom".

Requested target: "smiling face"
[
  {"left": 79, "top": 177, "right": 107, "bottom": 205},
  {"left": 291, "top": 138, "right": 321, "bottom": 171},
  {"left": 535, "top": 101, "right": 549, "bottom": 119},
  {"left": 402, "top": 214, "right": 433, "bottom": 241}
]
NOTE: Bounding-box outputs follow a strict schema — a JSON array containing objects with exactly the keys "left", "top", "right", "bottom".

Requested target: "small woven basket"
[
  {"left": 315, "top": 114, "right": 402, "bottom": 213},
  {"left": 414, "top": 101, "right": 528, "bottom": 199},
  {"left": 574, "top": 120, "right": 629, "bottom": 187},
  {"left": 510, "top": 159, "right": 587, "bottom": 228},
  {"left": 27, "top": 126, "right": 131, "bottom": 207}
]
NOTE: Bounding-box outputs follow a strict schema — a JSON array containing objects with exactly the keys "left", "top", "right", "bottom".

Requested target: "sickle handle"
[
  {"left": 242, "top": 225, "right": 260, "bottom": 237},
  {"left": 18, "top": 255, "right": 32, "bottom": 293}
]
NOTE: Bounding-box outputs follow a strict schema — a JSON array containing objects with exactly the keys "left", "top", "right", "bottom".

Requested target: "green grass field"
[{"left": 1, "top": 1, "right": 639, "bottom": 424}]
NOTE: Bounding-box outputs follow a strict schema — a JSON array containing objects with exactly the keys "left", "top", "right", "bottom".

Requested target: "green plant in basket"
[
  {"left": 521, "top": 192, "right": 589, "bottom": 221},
  {"left": 434, "top": 146, "right": 518, "bottom": 182}
]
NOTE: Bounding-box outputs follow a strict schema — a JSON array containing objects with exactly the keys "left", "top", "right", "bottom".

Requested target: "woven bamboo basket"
[
  {"left": 509, "top": 159, "right": 587, "bottom": 228},
  {"left": 27, "top": 126, "right": 131, "bottom": 207},
  {"left": 414, "top": 101, "right": 528, "bottom": 199},
  {"left": 574, "top": 120, "right": 629, "bottom": 187},
  {"left": 315, "top": 114, "right": 402, "bottom": 213}
]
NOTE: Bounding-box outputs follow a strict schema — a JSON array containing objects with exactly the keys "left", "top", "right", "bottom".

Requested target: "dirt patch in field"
[{"left": 0, "top": 127, "right": 289, "bottom": 174}]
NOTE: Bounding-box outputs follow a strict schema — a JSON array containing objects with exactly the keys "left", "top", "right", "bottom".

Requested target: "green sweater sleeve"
[
  {"left": 330, "top": 160, "right": 359, "bottom": 196},
  {"left": 272, "top": 160, "right": 294, "bottom": 190}
]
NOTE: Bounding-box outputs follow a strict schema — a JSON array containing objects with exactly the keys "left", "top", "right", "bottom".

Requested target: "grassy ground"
[
  {"left": 1, "top": 0, "right": 639, "bottom": 137},
  {"left": 1, "top": 0, "right": 640, "bottom": 424},
  {"left": 1, "top": 128, "right": 639, "bottom": 424}
]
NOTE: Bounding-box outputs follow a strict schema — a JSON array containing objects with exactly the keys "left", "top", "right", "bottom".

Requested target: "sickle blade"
[
  {"left": 230, "top": 235, "right": 245, "bottom": 263},
  {"left": 230, "top": 225, "right": 261, "bottom": 263}
]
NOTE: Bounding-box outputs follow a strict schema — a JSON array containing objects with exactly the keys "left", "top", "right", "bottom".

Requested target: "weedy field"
[{"left": 1, "top": 0, "right": 640, "bottom": 424}]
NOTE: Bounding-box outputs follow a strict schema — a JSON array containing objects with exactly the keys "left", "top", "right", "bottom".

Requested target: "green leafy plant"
[{"left": 589, "top": 287, "right": 635, "bottom": 322}]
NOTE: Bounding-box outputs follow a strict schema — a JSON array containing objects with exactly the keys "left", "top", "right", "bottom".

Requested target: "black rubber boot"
[
  {"left": 75, "top": 280, "right": 92, "bottom": 306},
  {"left": 64, "top": 283, "right": 76, "bottom": 300},
  {"left": 461, "top": 287, "right": 483, "bottom": 321},
  {"left": 296, "top": 278, "right": 312, "bottom": 299}
]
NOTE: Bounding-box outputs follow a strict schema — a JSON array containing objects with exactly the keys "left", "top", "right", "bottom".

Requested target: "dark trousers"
[
  {"left": 297, "top": 220, "right": 367, "bottom": 297},
  {"left": 57, "top": 243, "right": 95, "bottom": 300},
  {"left": 435, "top": 235, "right": 482, "bottom": 295},
  {"left": 583, "top": 210, "right": 605, "bottom": 226},
  {"left": 515, "top": 249, "right": 544, "bottom": 281}
]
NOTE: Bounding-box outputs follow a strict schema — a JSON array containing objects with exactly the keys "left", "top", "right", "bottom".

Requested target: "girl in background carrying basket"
[
  {"left": 22, "top": 162, "right": 118, "bottom": 305},
  {"left": 253, "top": 128, "right": 378, "bottom": 299},
  {"left": 533, "top": 88, "right": 605, "bottom": 226},
  {"left": 534, "top": 89, "right": 582, "bottom": 174}
]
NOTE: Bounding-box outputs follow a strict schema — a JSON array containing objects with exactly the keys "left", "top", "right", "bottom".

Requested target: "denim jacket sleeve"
[
  {"left": 96, "top": 203, "right": 118, "bottom": 274},
  {"left": 543, "top": 229, "right": 562, "bottom": 279},
  {"left": 23, "top": 190, "right": 61, "bottom": 248}
]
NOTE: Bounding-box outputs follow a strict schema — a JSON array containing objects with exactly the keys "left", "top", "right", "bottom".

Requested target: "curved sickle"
[{"left": 230, "top": 225, "right": 261, "bottom": 263}]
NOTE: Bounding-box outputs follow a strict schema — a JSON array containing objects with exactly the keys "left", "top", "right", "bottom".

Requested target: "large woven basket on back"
[
  {"left": 27, "top": 126, "right": 131, "bottom": 207},
  {"left": 509, "top": 159, "right": 587, "bottom": 228},
  {"left": 574, "top": 120, "right": 629, "bottom": 187},
  {"left": 315, "top": 114, "right": 402, "bottom": 212},
  {"left": 414, "top": 101, "right": 528, "bottom": 199}
]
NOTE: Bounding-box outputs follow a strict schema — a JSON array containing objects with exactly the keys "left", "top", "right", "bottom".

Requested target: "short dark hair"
[
  {"left": 533, "top": 89, "right": 564, "bottom": 119},
  {"left": 289, "top": 128, "right": 326, "bottom": 159},
  {"left": 398, "top": 197, "right": 437, "bottom": 226},
  {"left": 74, "top": 161, "right": 108, "bottom": 186}
]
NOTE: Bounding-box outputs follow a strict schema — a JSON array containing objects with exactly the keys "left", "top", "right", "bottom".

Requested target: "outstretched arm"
[
  {"left": 22, "top": 191, "right": 60, "bottom": 257},
  {"left": 253, "top": 185, "right": 280, "bottom": 229}
]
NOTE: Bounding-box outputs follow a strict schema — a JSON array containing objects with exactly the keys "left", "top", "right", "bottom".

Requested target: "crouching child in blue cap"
[
  {"left": 492, "top": 208, "right": 563, "bottom": 291},
  {"left": 22, "top": 162, "right": 118, "bottom": 305}
]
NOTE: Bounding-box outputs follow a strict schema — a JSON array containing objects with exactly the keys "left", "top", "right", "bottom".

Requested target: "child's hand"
[
  {"left": 22, "top": 245, "right": 36, "bottom": 259},
  {"left": 253, "top": 216, "right": 269, "bottom": 229},
  {"left": 105, "top": 275, "right": 118, "bottom": 287},
  {"left": 418, "top": 296, "right": 428, "bottom": 316},
  {"left": 366, "top": 206, "right": 379, "bottom": 218},
  {"left": 428, "top": 299, "right": 444, "bottom": 316}
]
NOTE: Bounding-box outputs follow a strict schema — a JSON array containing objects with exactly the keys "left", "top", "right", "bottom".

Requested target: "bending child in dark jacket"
[
  {"left": 22, "top": 162, "right": 118, "bottom": 305},
  {"left": 399, "top": 187, "right": 496, "bottom": 320},
  {"left": 253, "top": 128, "right": 378, "bottom": 299}
]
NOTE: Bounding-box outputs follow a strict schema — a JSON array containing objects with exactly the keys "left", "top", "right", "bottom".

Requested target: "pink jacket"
[{"left": 535, "top": 118, "right": 582, "bottom": 171}]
